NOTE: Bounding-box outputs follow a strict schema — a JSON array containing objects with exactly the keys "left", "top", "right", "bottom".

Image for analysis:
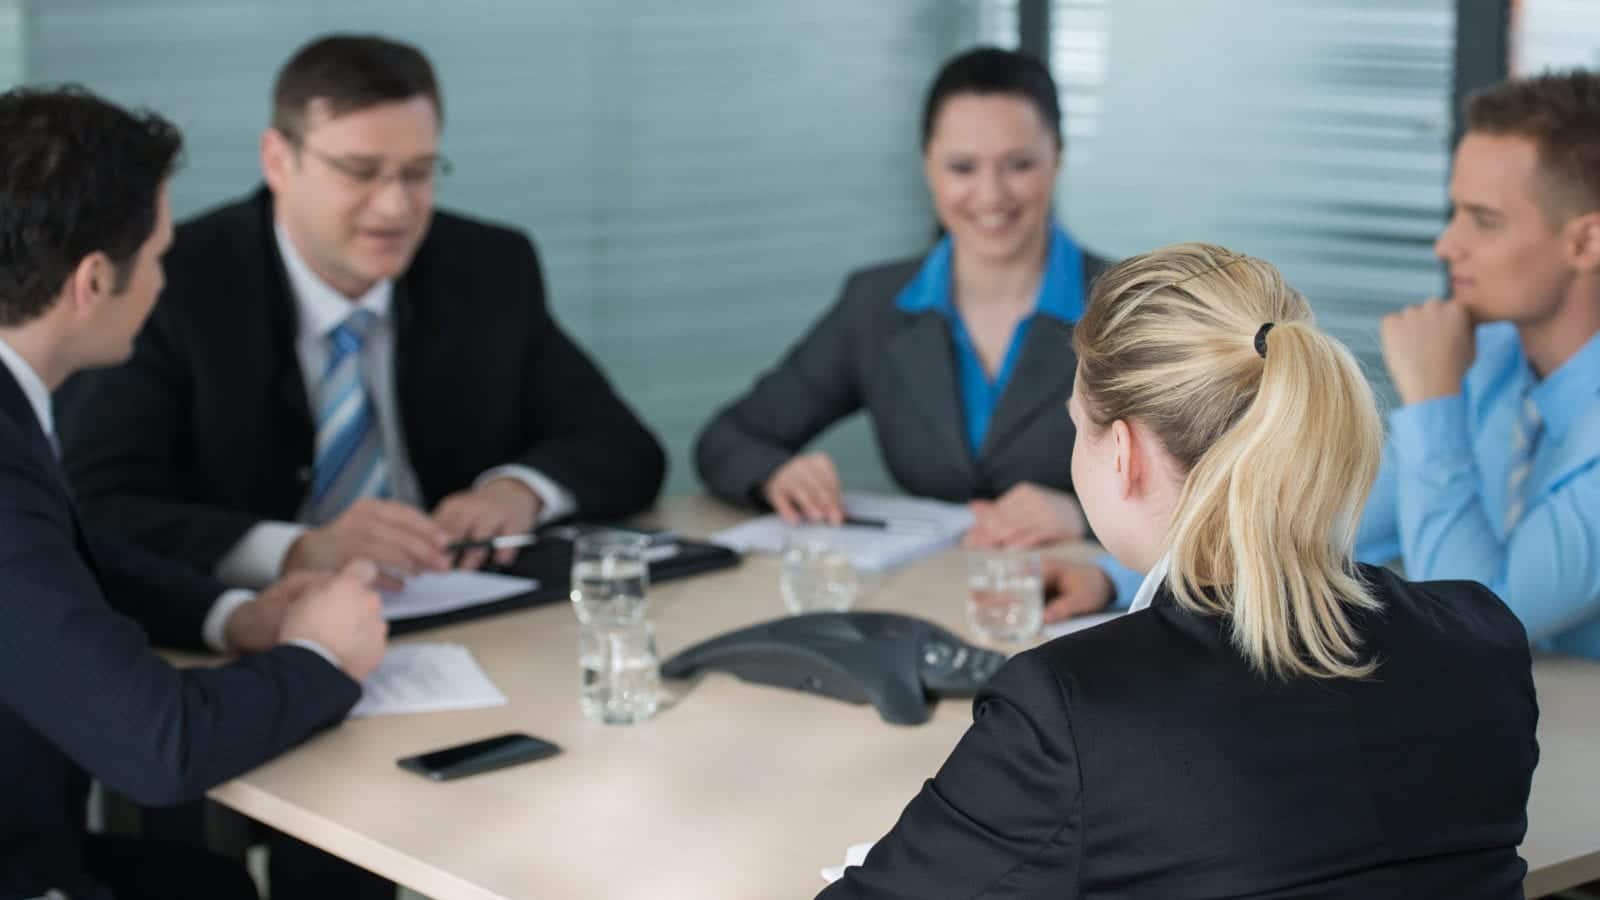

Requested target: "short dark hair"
[
  {"left": 272, "top": 34, "right": 442, "bottom": 139},
  {"left": 0, "top": 85, "right": 182, "bottom": 327},
  {"left": 1466, "top": 69, "right": 1600, "bottom": 221},
  {"left": 921, "top": 47, "right": 1063, "bottom": 151}
]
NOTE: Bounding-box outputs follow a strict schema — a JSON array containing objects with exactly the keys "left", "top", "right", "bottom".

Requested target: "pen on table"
[
  {"left": 446, "top": 532, "right": 539, "bottom": 555},
  {"left": 841, "top": 515, "right": 889, "bottom": 529}
]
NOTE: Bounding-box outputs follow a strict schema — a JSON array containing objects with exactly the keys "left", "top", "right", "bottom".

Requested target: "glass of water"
[
  {"left": 966, "top": 549, "right": 1044, "bottom": 643},
  {"left": 570, "top": 530, "right": 650, "bottom": 624},
  {"left": 779, "top": 526, "right": 859, "bottom": 616},
  {"left": 579, "top": 618, "right": 661, "bottom": 725}
]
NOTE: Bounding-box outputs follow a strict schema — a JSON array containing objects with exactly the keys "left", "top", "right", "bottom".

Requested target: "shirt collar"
[
  {"left": 274, "top": 221, "right": 393, "bottom": 341},
  {"left": 894, "top": 223, "right": 1084, "bottom": 323},
  {"left": 1128, "top": 552, "right": 1171, "bottom": 613},
  {"left": 1527, "top": 327, "right": 1600, "bottom": 443},
  {"left": 0, "top": 334, "right": 54, "bottom": 443}
]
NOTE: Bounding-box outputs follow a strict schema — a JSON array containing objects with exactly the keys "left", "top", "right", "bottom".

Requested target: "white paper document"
[
  {"left": 380, "top": 570, "right": 538, "bottom": 621},
  {"left": 821, "top": 842, "right": 875, "bottom": 883},
  {"left": 1041, "top": 610, "right": 1125, "bottom": 639},
  {"left": 710, "top": 492, "right": 975, "bottom": 572},
  {"left": 349, "top": 642, "right": 507, "bottom": 718}
]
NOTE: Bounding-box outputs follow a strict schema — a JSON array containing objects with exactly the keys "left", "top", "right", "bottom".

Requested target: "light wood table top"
[{"left": 203, "top": 496, "right": 1600, "bottom": 899}]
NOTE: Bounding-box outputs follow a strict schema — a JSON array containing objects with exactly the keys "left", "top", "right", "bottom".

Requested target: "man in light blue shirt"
[{"left": 1049, "top": 71, "right": 1600, "bottom": 659}]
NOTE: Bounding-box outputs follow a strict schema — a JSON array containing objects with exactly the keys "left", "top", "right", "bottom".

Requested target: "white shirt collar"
[
  {"left": 0, "top": 334, "right": 55, "bottom": 444},
  {"left": 274, "top": 220, "right": 393, "bottom": 339},
  {"left": 1128, "top": 552, "right": 1172, "bottom": 613}
]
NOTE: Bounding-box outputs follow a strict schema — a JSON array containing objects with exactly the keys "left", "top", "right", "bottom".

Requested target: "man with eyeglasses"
[
  {"left": 59, "top": 34, "right": 666, "bottom": 898},
  {"left": 63, "top": 33, "right": 665, "bottom": 590}
]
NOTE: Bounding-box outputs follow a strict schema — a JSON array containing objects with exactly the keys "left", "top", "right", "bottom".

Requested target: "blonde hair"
[{"left": 1073, "top": 243, "right": 1384, "bottom": 679}]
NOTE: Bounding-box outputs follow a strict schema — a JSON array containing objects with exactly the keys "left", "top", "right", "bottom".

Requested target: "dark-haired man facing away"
[{"left": 0, "top": 85, "right": 387, "bottom": 900}]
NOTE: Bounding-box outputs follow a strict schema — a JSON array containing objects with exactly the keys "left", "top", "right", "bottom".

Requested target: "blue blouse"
[{"left": 894, "top": 224, "right": 1085, "bottom": 455}]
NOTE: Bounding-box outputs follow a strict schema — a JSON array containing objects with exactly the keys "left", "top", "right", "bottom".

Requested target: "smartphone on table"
[{"left": 396, "top": 732, "right": 561, "bottom": 781}]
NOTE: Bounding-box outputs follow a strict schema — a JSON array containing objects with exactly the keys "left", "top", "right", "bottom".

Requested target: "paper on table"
[
  {"left": 349, "top": 642, "right": 507, "bottom": 718},
  {"left": 821, "top": 842, "right": 875, "bottom": 883},
  {"left": 380, "top": 570, "right": 538, "bottom": 621},
  {"left": 1041, "top": 610, "right": 1125, "bottom": 640},
  {"left": 710, "top": 492, "right": 975, "bottom": 572}
]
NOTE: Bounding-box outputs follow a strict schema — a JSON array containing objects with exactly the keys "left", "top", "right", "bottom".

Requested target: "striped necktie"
[
  {"left": 1504, "top": 387, "right": 1544, "bottom": 532},
  {"left": 306, "top": 308, "right": 388, "bottom": 525}
]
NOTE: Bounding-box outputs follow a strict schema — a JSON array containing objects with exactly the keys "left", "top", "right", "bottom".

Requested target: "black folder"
[{"left": 388, "top": 527, "right": 741, "bottom": 635}]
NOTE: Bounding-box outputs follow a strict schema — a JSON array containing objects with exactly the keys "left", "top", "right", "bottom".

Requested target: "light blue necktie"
[
  {"left": 1504, "top": 387, "right": 1543, "bottom": 532},
  {"left": 306, "top": 309, "right": 388, "bottom": 525}
]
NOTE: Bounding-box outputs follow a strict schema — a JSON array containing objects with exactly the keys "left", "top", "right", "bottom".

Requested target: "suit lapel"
[
  {"left": 886, "top": 312, "right": 975, "bottom": 477},
  {"left": 0, "top": 364, "right": 103, "bottom": 577},
  {"left": 977, "top": 249, "right": 1099, "bottom": 464},
  {"left": 979, "top": 317, "right": 1075, "bottom": 462},
  {"left": 242, "top": 190, "right": 316, "bottom": 464}
]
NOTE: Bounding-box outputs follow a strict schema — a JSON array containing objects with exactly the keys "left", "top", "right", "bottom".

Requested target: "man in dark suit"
[
  {"left": 0, "top": 86, "right": 388, "bottom": 900},
  {"left": 62, "top": 34, "right": 666, "bottom": 590}
]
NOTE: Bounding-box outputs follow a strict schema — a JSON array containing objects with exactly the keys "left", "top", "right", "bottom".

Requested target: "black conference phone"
[{"left": 660, "top": 611, "right": 1007, "bottom": 725}]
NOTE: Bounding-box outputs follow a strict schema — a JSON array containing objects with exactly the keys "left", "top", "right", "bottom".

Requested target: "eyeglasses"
[{"left": 290, "top": 138, "right": 453, "bottom": 192}]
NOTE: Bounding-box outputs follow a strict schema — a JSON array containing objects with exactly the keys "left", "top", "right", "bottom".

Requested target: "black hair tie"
[{"left": 1254, "top": 323, "right": 1274, "bottom": 358}]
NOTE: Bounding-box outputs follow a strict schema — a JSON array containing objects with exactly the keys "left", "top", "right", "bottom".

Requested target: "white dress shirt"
[
  {"left": 214, "top": 223, "right": 576, "bottom": 588},
  {"left": 0, "top": 335, "right": 253, "bottom": 654},
  {"left": 1127, "top": 552, "right": 1171, "bottom": 613}
]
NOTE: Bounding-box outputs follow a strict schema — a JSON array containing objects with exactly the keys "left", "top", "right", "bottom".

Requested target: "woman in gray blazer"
[{"left": 696, "top": 48, "right": 1107, "bottom": 548}]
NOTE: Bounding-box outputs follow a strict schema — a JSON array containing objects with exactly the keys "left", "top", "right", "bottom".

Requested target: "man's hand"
[
  {"left": 762, "top": 452, "right": 845, "bottom": 524},
  {"left": 222, "top": 571, "right": 331, "bottom": 654},
  {"left": 280, "top": 559, "right": 389, "bottom": 680},
  {"left": 432, "top": 478, "right": 543, "bottom": 570},
  {"left": 963, "top": 483, "right": 1088, "bottom": 549},
  {"left": 1041, "top": 560, "right": 1114, "bottom": 623},
  {"left": 282, "top": 498, "right": 450, "bottom": 588},
  {"left": 1380, "top": 299, "right": 1477, "bottom": 406}
]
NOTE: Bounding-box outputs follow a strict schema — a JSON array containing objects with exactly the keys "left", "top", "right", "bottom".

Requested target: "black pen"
[{"left": 842, "top": 515, "right": 890, "bottom": 529}]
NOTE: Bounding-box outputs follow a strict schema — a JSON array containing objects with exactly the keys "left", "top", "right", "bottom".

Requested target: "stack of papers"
[
  {"left": 349, "top": 642, "right": 507, "bottom": 718},
  {"left": 380, "top": 571, "right": 538, "bottom": 621},
  {"left": 710, "top": 492, "right": 975, "bottom": 572}
]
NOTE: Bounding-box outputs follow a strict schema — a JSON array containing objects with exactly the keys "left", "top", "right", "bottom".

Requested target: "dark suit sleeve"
[
  {"left": 818, "top": 650, "right": 1085, "bottom": 899},
  {"left": 61, "top": 293, "right": 266, "bottom": 571},
  {"left": 86, "top": 531, "right": 235, "bottom": 652},
  {"left": 0, "top": 446, "right": 360, "bottom": 808},
  {"left": 694, "top": 275, "right": 867, "bottom": 506},
  {"left": 505, "top": 237, "right": 666, "bottom": 519}
]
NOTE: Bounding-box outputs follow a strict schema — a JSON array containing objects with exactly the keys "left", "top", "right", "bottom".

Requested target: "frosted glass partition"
[
  {"left": 1052, "top": 0, "right": 1457, "bottom": 404},
  {"left": 1515, "top": 0, "right": 1600, "bottom": 72}
]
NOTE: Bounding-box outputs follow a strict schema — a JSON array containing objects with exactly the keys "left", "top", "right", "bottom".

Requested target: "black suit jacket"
[
  {"left": 61, "top": 188, "right": 666, "bottom": 573},
  {"left": 695, "top": 251, "right": 1108, "bottom": 506},
  {"left": 0, "top": 364, "right": 359, "bottom": 900},
  {"left": 821, "top": 566, "right": 1539, "bottom": 899}
]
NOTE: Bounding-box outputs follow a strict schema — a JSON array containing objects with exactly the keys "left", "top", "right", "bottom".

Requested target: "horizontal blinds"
[{"left": 1052, "top": 0, "right": 1456, "bottom": 405}]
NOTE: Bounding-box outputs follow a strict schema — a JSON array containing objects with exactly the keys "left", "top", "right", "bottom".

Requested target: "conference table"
[{"left": 202, "top": 496, "right": 1600, "bottom": 900}]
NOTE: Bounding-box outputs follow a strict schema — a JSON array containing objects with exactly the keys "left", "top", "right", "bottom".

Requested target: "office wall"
[
  {"left": 1049, "top": 0, "right": 1458, "bottom": 406},
  {"left": 23, "top": 0, "right": 1007, "bottom": 495},
  {"left": 1515, "top": 0, "right": 1600, "bottom": 71}
]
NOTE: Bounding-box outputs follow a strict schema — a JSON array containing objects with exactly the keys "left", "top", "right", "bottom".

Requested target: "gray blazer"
[{"left": 695, "top": 251, "right": 1109, "bottom": 506}]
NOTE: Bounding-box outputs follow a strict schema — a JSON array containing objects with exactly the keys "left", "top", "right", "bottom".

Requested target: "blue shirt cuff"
[
  {"left": 1389, "top": 394, "right": 1472, "bottom": 467},
  {"left": 1096, "top": 554, "right": 1146, "bottom": 611}
]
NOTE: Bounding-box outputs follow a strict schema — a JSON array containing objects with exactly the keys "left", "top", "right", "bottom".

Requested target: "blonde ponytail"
[{"left": 1073, "top": 243, "right": 1384, "bottom": 679}]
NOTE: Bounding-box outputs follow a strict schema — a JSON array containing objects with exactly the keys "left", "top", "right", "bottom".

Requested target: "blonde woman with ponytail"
[{"left": 818, "top": 244, "right": 1538, "bottom": 900}]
